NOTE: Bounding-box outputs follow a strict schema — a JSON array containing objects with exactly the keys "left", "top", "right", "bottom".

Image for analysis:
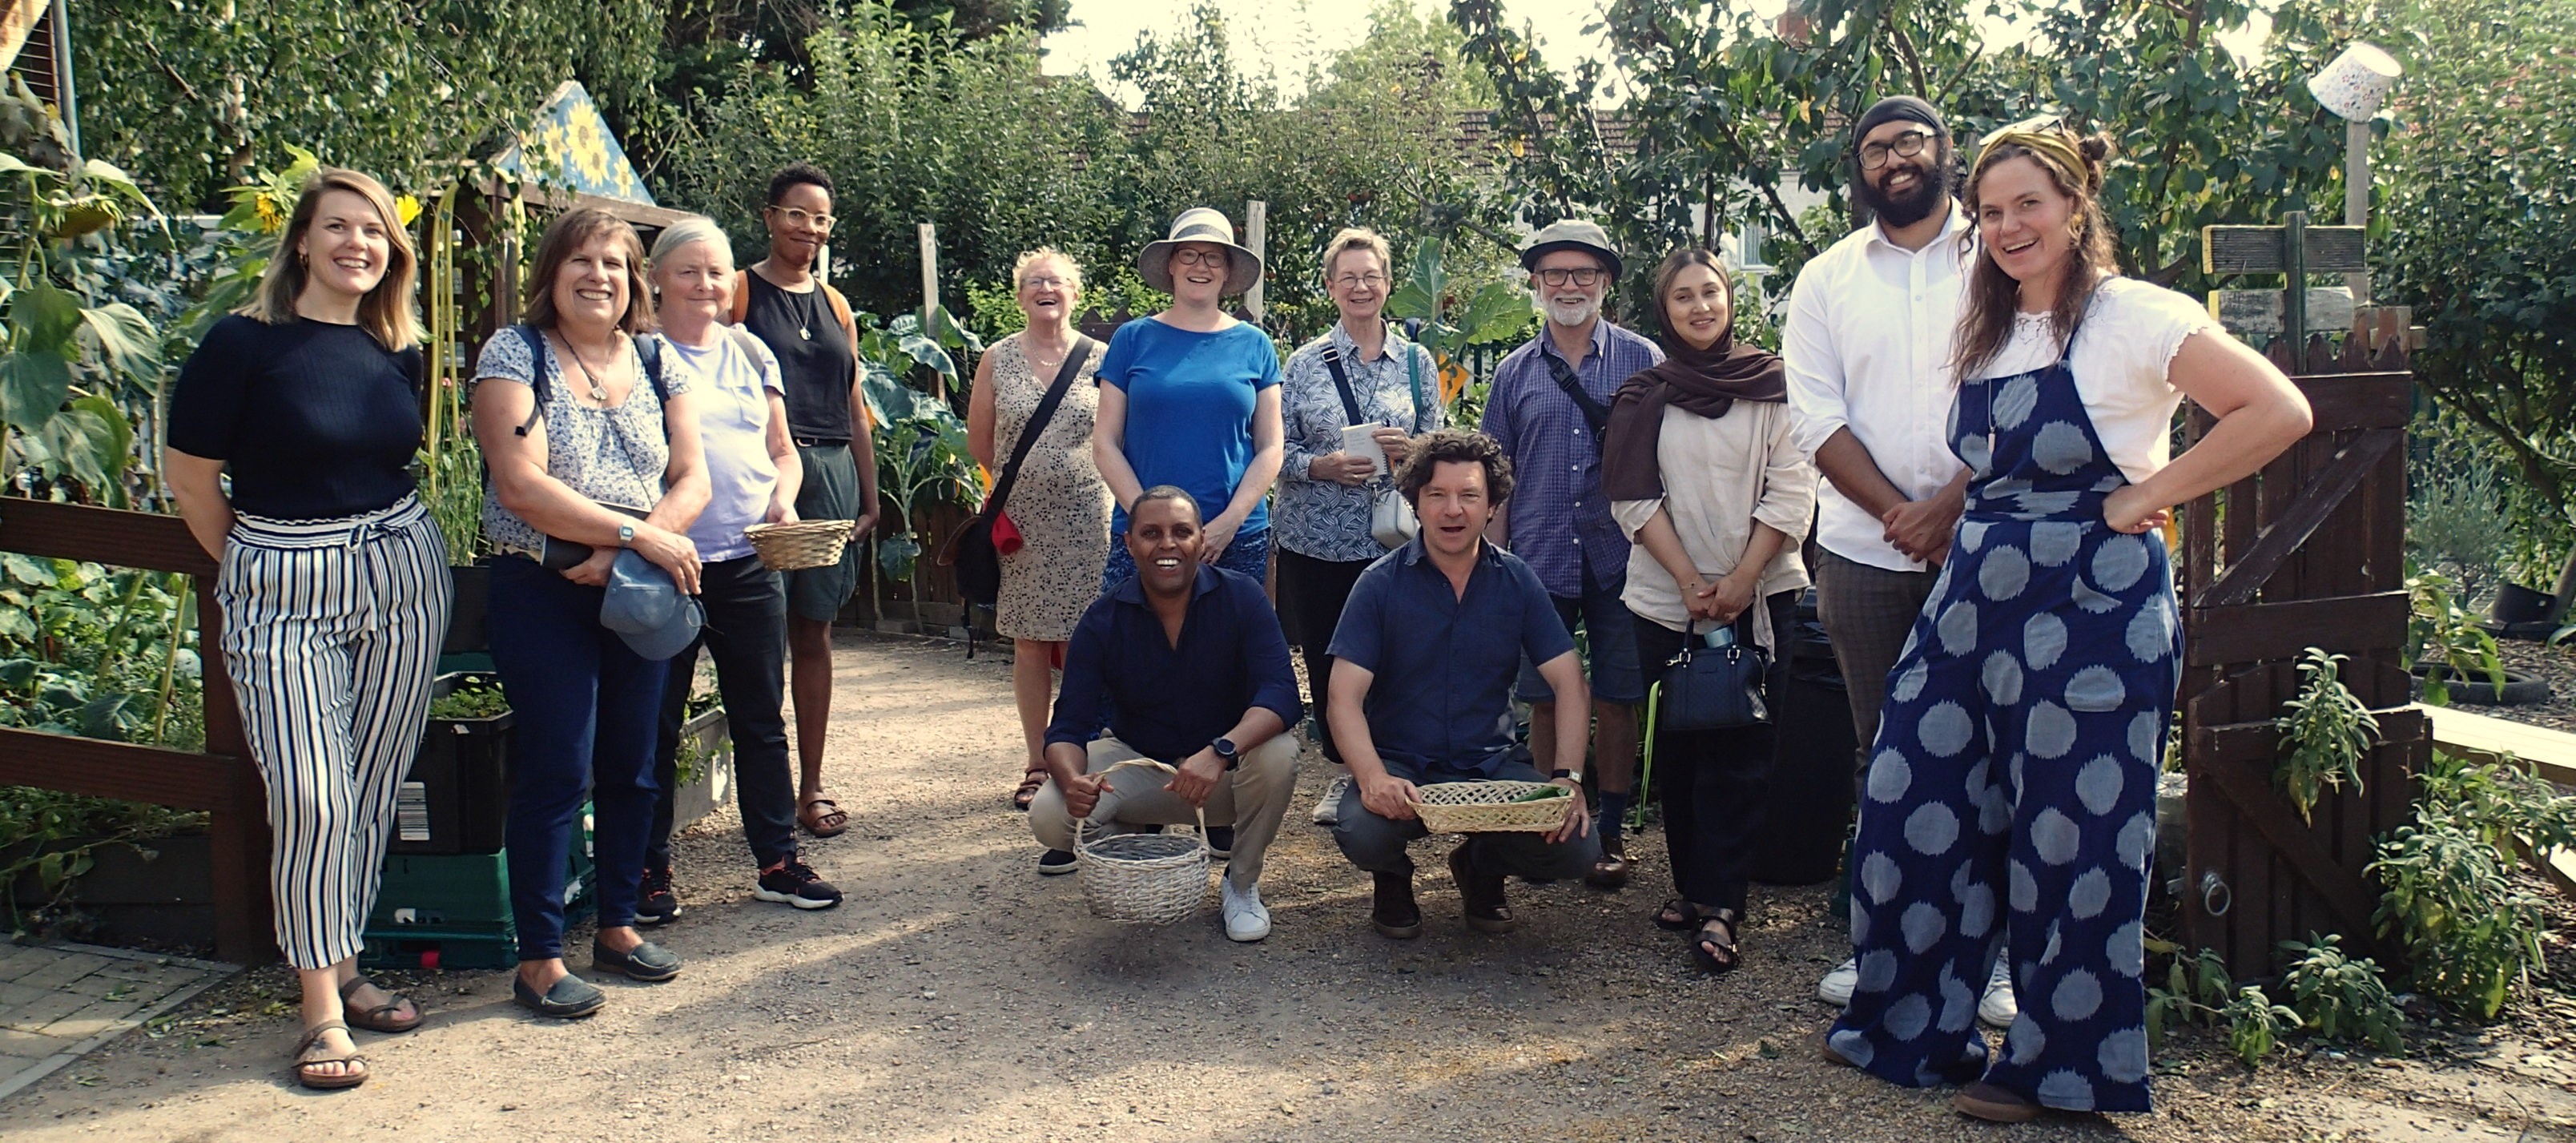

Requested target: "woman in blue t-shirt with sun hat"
[{"left": 1091, "top": 207, "right": 1286, "bottom": 588}]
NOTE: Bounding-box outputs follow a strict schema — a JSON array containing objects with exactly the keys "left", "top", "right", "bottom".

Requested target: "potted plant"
[
  {"left": 661, "top": 679, "right": 734, "bottom": 832},
  {"left": 856, "top": 309, "right": 984, "bottom": 634},
  {"left": 391, "top": 673, "right": 513, "bottom": 855}
]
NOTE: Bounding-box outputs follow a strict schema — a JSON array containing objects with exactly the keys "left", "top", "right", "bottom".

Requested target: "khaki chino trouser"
[{"left": 1029, "top": 734, "right": 1300, "bottom": 887}]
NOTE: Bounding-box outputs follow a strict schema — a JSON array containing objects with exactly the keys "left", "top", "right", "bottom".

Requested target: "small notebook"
[{"left": 1340, "top": 424, "right": 1387, "bottom": 474}]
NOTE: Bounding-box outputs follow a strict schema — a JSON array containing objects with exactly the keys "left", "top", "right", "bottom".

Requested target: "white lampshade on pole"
[{"left": 2309, "top": 42, "right": 2404, "bottom": 304}]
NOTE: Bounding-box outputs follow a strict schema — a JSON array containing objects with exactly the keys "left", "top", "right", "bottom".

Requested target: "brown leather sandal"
[
  {"left": 338, "top": 975, "right": 421, "bottom": 1034},
  {"left": 799, "top": 795, "right": 850, "bottom": 838},
  {"left": 292, "top": 1019, "right": 368, "bottom": 1090},
  {"left": 1012, "top": 770, "right": 1049, "bottom": 812}
]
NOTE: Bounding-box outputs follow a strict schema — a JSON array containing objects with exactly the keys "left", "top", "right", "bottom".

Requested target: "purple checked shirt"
[{"left": 1479, "top": 320, "right": 1665, "bottom": 599}]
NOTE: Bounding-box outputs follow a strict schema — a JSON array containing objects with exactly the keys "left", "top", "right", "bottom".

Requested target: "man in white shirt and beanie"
[{"left": 1781, "top": 94, "right": 2012, "bottom": 1029}]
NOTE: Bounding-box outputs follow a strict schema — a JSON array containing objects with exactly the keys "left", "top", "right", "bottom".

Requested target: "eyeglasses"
[
  {"left": 1330, "top": 272, "right": 1389, "bottom": 289},
  {"left": 1859, "top": 130, "right": 1935, "bottom": 171},
  {"left": 1021, "top": 276, "right": 1075, "bottom": 290},
  {"left": 767, "top": 205, "right": 835, "bottom": 233},
  {"left": 1535, "top": 267, "right": 1604, "bottom": 288},
  {"left": 1170, "top": 248, "right": 1230, "bottom": 268}
]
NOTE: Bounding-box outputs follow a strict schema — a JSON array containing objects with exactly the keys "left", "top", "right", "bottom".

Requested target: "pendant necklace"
[{"left": 562, "top": 334, "right": 616, "bottom": 404}]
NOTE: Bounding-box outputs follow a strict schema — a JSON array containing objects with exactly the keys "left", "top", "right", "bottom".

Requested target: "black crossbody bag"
[
  {"left": 940, "top": 337, "right": 1097, "bottom": 606},
  {"left": 1539, "top": 351, "right": 1612, "bottom": 446}
]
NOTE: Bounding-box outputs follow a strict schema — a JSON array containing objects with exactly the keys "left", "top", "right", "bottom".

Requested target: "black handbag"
[
  {"left": 940, "top": 337, "right": 1097, "bottom": 606},
  {"left": 1654, "top": 618, "right": 1771, "bottom": 731}
]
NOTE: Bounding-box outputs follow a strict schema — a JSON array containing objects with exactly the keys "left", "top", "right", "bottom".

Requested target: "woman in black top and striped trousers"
[{"left": 165, "top": 169, "right": 450, "bottom": 1091}]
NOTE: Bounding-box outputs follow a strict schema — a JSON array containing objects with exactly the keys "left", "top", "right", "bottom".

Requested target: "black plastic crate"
[{"left": 392, "top": 672, "right": 513, "bottom": 855}]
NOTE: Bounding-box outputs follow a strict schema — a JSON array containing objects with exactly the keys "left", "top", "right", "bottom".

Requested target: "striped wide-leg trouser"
[{"left": 215, "top": 497, "right": 451, "bottom": 969}]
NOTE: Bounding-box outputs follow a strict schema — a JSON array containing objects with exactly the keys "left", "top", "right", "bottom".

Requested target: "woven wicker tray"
[
  {"left": 743, "top": 520, "right": 852, "bottom": 571},
  {"left": 1409, "top": 780, "right": 1575, "bottom": 834}
]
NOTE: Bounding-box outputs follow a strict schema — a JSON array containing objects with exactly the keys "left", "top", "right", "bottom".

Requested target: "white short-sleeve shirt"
[{"left": 1972, "top": 276, "right": 2219, "bottom": 485}]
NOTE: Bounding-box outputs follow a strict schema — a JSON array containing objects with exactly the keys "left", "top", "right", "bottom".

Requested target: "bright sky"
[{"left": 1041, "top": 0, "right": 2269, "bottom": 107}]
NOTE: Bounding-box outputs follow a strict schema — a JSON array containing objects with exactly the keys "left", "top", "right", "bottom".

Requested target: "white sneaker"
[
  {"left": 1311, "top": 775, "right": 1348, "bottom": 826},
  {"left": 1817, "top": 956, "right": 1859, "bottom": 1006},
  {"left": 1977, "top": 959, "right": 2018, "bottom": 1028},
  {"left": 1221, "top": 878, "right": 1271, "bottom": 943}
]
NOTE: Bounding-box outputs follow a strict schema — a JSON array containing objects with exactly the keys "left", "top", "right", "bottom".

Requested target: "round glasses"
[
  {"left": 1330, "top": 272, "right": 1389, "bottom": 290},
  {"left": 1858, "top": 130, "right": 1934, "bottom": 171}
]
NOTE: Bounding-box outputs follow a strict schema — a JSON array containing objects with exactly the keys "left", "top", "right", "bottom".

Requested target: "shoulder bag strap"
[
  {"left": 632, "top": 333, "right": 667, "bottom": 403},
  {"left": 1318, "top": 344, "right": 1365, "bottom": 425},
  {"left": 510, "top": 324, "right": 549, "bottom": 438},
  {"left": 986, "top": 337, "right": 1095, "bottom": 519},
  {"left": 1540, "top": 349, "right": 1610, "bottom": 438},
  {"left": 1407, "top": 342, "right": 1428, "bottom": 433}
]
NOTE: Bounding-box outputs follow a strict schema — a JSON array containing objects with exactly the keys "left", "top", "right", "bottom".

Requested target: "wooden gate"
[{"left": 2179, "top": 320, "right": 2429, "bottom": 976}]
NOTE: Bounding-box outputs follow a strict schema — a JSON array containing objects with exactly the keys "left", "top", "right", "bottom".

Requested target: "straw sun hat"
[{"left": 1138, "top": 207, "right": 1264, "bottom": 296}]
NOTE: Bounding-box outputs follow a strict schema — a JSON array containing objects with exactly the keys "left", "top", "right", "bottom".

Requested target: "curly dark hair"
[
  {"left": 767, "top": 162, "right": 835, "bottom": 206},
  {"left": 1395, "top": 429, "right": 1515, "bottom": 508}
]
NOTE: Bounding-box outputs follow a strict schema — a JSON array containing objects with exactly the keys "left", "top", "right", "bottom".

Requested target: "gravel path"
[{"left": 9, "top": 635, "right": 2571, "bottom": 1141}]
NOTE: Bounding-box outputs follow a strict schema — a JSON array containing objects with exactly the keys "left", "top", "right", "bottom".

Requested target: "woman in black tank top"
[{"left": 740, "top": 163, "right": 879, "bottom": 843}]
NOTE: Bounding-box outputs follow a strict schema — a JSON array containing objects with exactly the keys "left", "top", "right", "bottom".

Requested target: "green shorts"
[{"left": 787, "top": 443, "right": 864, "bottom": 623}]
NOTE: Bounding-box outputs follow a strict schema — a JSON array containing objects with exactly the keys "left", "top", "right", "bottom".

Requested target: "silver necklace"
[{"left": 561, "top": 333, "right": 617, "bottom": 403}]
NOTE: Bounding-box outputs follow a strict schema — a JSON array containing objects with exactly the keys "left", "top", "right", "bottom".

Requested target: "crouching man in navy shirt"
[
  {"left": 1326, "top": 430, "right": 1600, "bottom": 939},
  {"left": 1028, "top": 486, "right": 1302, "bottom": 942}
]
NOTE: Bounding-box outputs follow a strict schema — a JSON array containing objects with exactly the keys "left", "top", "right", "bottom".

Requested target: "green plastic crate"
[{"left": 362, "top": 804, "right": 597, "bottom": 969}]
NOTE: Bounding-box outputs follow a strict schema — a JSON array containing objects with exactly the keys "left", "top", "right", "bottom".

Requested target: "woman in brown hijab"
[{"left": 1604, "top": 248, "right": 1818, "bottom": 975}]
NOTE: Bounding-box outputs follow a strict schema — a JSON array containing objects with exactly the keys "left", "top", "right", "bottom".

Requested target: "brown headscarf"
[{"left": 1602, "top": 266, "right": 1788, "bottom": 501}]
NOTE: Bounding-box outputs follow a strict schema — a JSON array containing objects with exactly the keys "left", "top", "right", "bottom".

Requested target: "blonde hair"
[
  {"left": 1322, "top": 227, "right": 1393, "bottom": 281},
  {"left": 1013, "top": 246, "right": 1084, "bottom": 292},
  {"left": 238, "top": 167, "right": 421, "bottom": 350},
  {"left": 649, "top": 215, "right": 733, "bottom": 267},
  {"left": 525, "top": 208, "right": 655, "bottom": 334}
]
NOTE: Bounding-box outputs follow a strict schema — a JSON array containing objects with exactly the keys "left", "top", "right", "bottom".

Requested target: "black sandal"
[
  {"left": 1690, "top": 909, "right": 1741, "bottom": 975},
  {"left": 1012, "top": 770, "right": 1048, "bottom": 812},
  {"left": 1652, "top": 899, "right": 1698, "bottom": 932}
]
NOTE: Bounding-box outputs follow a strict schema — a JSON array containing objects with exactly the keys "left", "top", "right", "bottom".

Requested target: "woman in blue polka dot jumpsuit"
[{"left": 1822, "top": 123, "right": 2313, "bottom": 1123}]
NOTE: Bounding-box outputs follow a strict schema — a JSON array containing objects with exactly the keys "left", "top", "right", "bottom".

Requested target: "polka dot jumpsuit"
[{"left": 1825, "top": 307, "right": 2179, "bottom": 1114}]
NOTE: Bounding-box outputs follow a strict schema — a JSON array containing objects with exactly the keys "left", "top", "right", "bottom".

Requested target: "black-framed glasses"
[
  {"left": 1171, "top": 248, "right": 1230, "bottom": 268},
  {"left": 1859, "top": 130, "right": 1935, "bottom": 171},
  {"left": 1535, "top": 267, "right": 1604, "bottom": 288}
]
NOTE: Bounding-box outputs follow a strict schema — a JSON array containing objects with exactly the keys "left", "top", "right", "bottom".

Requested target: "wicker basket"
[
  {"left": 743, "top": 520, "right": 852, "bottom": 571},
  {"left": 1410, "top": 780, "right": 1576, "bottom": 834},
  {"left": 1074, "top": 759, "right": 1213, "bottom": 925}
]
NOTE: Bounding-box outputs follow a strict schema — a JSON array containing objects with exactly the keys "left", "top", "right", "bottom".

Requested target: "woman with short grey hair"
[
  {"left": 1275, "top": 227, "right": 1442, "bottom": 825},
  {"left": 632, "top": 215, "right": 843, "bottom": 929}
]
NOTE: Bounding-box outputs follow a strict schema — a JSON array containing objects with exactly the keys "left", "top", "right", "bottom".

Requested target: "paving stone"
[
  {"left": 0, "top": 944, "right": 40, "bottom": 982},
  {"left": 12, "top": 952, "right": 112, "bottom": 991},
  {"left": 36, "top": 998, "right": 138, "bottom": 1042},
  {"left": 0, "top": 987, "right": 90, "bottom": 1032},
  {"left": 0, "top": 1026, "right": 66, "bottom": 1060}
]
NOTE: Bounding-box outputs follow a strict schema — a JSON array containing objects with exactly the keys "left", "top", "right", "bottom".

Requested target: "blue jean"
[
  {"left": 1101, "top": 526, "right": 1270, "bottom": 594},
  {"left": 489, "top": 555, "right": 669, "bottom": 962}
]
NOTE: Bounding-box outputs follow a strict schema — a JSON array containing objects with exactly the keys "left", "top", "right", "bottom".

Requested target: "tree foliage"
[
  {"left": 2373, "top": 0, "right": 2576, "bottom": 524},
  {"left": 75, "top": 0, "right": 667, "bottom": 211}
]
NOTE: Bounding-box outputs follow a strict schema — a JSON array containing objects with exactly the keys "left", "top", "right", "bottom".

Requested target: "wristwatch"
[
  {"left": 1212, "top": 738, "right": 1242, "bottom": 771},
  {"left": 1551, "top": 768, "right": 1583, "bottom": 784},
  {"left": 616, "top": 522, "right": 637, "bottom": 548}
]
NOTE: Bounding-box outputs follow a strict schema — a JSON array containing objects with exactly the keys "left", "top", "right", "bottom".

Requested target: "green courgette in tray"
[{"left": 1510, "top": 785, "right": 1573, "bottom": 803}]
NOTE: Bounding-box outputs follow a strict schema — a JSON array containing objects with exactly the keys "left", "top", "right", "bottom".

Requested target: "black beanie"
[{"left": 1850, "top": 95, "right": 1946, "bottom": 151}]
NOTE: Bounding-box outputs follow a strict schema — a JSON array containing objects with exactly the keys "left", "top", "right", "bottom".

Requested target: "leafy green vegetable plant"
[
  {"left": 2404, "top": 567, "right": 2506, "bottom": 705},
  {"left": 2146, "top": 946, "right": 2300, "bottom": 1068},
  {"left": 2275, "top": 648, "right": 2377, "bottom": 823},
  {"left": 2371, "top": 806, "right": 2548, "bottom": 1020},
  {"left": 2278, "top": 933, "right": 2405, "bottom": 1053}
]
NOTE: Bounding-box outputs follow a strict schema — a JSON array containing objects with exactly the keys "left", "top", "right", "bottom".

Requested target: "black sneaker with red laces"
[
  {"left": 637, "top": 864, "right": 681, "bottom": 926},
  {"left": 753, "top": 859, "right": 843, "bottom": 910}
]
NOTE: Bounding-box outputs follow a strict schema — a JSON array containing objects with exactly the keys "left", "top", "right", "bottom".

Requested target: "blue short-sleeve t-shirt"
[{"left": 1097, "top": 317, "right": 1282, "bottom": 536}]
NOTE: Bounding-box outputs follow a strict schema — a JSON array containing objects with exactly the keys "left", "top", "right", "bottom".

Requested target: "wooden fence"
[{"left": 0, "top": 499, "right": 272, "bottom": 964}]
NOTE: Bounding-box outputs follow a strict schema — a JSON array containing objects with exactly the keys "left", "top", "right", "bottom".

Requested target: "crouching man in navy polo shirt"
[
  {"left": 1028, "top": 486, "right": 1303, "bottom": 943},
  {"left": 1326, "top": 430, "right": 1600, "bottom": 939}
]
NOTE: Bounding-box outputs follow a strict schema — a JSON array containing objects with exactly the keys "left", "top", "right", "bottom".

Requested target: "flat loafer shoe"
[
  {"left": 593, "top": 940, "right": 682, "bottom": 983},
  {"left": 513, "top": 974, "right": 605, "bottom": 1020}
]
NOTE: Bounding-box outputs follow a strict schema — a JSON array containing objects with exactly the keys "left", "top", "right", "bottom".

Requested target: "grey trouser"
[
  {"left": 1029, "top": 734, "right": 1299, "bottom": 887},
  {"left": 1332, "top": 759, "right": 1604, "bottom": 880},
  {"left": 1813, "top": 549, "right": 1941, "bottom": 779}
]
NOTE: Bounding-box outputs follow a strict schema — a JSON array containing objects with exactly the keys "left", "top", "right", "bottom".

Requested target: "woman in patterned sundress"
[
  {"left": 968, "top": 248, "right": 1111, "bottom": 811},
  {"left": 1821, "top": 124, "right": 2311, "bottom": 1123}
]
